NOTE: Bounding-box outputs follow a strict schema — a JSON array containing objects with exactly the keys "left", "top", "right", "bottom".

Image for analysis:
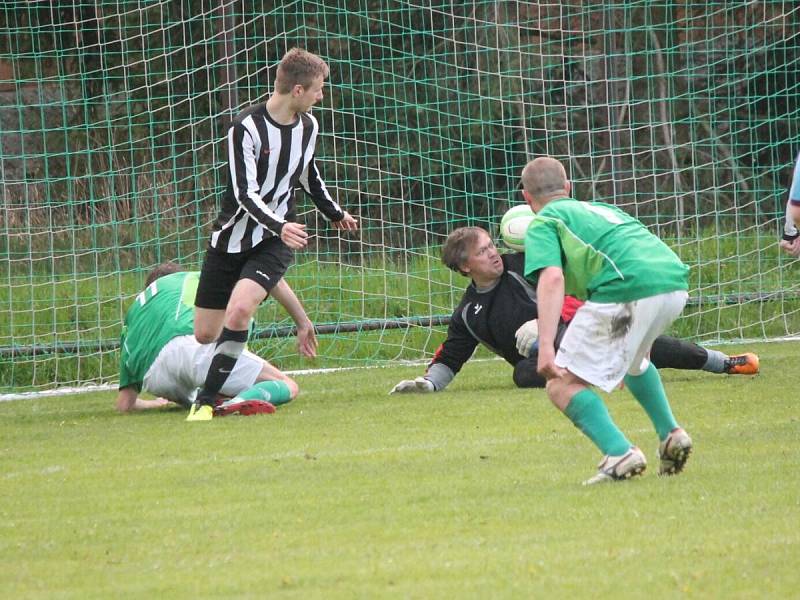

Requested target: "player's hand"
[
  {"left": 780, "top": 237, "right": 800, "bottom": 257},
  {"left": 536, "top": 344, "right": 567, "bottom": 380},
  {"left": 296, "top": 321, "right": 318, "bottom": 358},
  {"left": 281, "top": 222, "right": 309, "bottom": 249},
  {"left": 514, "top": 319, "right": 539, "bottom": 357},
  {"left": 389, "top": 377, "right": 435, "bottom": 394},
  {"left": 332, "top": 211, "right": 359, "bottom": 231}
]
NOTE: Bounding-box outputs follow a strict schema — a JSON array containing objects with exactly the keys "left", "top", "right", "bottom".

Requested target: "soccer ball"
[{"left": 499, "top": 204, "right": 535, "bottom": 251}]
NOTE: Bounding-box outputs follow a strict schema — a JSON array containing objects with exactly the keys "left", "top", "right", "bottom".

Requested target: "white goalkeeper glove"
[
  {"left": 390, "top": 376, "right": 435, "bottom": 394},
  {"left": 515, "top": 319, "right": 539, "bottom": 358}
]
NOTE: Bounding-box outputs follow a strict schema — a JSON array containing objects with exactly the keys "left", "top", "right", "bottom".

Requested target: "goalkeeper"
[
  {"left": 117, "top": 262, "right": 315, "bottom": 415},
  {"left": 780, "top": 150, "right": 800, "bottom": 256},
  {"left": 391, "top": 227, "right": 759, "bottom": 394}
]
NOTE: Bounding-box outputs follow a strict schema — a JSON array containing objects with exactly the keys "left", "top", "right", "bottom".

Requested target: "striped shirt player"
[
  {"left": 189, "top": 48, "right": 358, "bottom": 421},
  {"left": 209, "top": 103, "right": 344, "bottom": 254}
]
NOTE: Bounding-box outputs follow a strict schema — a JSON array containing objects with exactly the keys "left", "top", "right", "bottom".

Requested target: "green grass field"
[{"left": 1, "top": 341, "right": 798, "bottom": 598}]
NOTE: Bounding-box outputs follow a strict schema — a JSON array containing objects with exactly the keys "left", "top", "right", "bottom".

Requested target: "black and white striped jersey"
[{"left": 209, "top": 103, "right": 345, "bottom": 253}]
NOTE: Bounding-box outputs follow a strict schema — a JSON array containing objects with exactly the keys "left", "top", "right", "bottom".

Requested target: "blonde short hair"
[{"left": 275, "top": 48, "right": 330, "bottom": 94}]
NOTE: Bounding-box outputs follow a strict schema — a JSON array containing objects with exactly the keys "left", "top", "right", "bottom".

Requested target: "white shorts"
[
  {"left": 555, "top": 290, "right": 689, "bottom": 392},
  {"left": 142, "top": 335, "right": 264, "bottom": 405}
]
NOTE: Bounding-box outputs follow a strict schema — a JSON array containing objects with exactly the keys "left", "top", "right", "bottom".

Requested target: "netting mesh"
[{"left": 1, "top": 1, "right": 799, "bottom": 391}]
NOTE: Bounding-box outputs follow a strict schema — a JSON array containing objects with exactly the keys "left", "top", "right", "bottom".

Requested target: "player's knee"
[
  {"left": 285, "top": 377, "right": 299, "bottom": 400},
  {"left": 255, "top": 369, "right": 299, "bottom": 401},
  {"left": 512, "top": 370, "right": 525, "bottom": 388},
  {"left": 513, "top": 363, "right": 546, "bottom": 388},
  {"left": 194, "top": 324, "right": 217, "bottom": 345},
  {"left": 225, "top": 301, "right": 257, "bottom": 330},
  {"left": 545, "top": 377, "right": 570, "bottom": 409}
]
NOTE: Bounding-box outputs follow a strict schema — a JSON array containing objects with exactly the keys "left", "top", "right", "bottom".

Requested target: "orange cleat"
[{"left": 724, "top": 353, "right": 759, "bottom": 375}]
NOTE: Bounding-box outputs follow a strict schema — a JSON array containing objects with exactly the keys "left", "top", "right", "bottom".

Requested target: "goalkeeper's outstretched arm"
[
  {"left": 390, "top": 362, "right": 455, "bottom": 394},
  {"left": 389, "top": 312, "right": 477, "bottom": 394}
]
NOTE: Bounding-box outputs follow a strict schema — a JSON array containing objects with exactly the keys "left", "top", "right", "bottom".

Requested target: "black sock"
[
  {"left": 649, "top": 335, "right": 707, "bottom": 370},
  {"left": 196, "top": 327, "right": 248, "bottom": 406}
]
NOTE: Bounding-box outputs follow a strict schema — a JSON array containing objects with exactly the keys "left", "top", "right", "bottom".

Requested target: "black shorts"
[{"left": 194, "top": 237, "right": 294, "bottom": 310}]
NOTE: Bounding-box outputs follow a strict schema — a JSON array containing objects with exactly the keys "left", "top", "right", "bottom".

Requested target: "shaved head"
[{"left": 520, "top": 157, "right": 569, "bottom": 199}]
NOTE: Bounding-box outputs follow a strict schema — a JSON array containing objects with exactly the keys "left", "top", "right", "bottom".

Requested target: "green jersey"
[
  {"left": 118, "top": 271, "right": 199, "bottom": 390},
  {"left": 524, "top": 198, "right": 688, "bottom": 303}
]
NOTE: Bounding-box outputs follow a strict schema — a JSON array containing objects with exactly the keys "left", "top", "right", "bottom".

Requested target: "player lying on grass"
[
  {"left": 116, "top": 262, "right": 315, "bottom": 415},
  {"left": 780, "top": 150, "right": 800, "bottom": 256},
  {"left": 391, "top": 226, "right": 759, "bottom": 394}
]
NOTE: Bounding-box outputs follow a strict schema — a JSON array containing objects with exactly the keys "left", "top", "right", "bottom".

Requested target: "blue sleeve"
[{"left": 790, "top": 152, "right": 800, "bottom": 205}]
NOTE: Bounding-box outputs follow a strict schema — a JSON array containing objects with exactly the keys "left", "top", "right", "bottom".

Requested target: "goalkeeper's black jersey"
[{"left": 430, "top": 253, "right": 538, "bottom": 374}]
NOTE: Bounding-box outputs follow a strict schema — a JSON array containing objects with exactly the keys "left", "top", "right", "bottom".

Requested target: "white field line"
[
  {"left": 0, "top": 357, "right": 501, "bottom": 403},
  {"left": 2, "top": 335, "right": 797, "bottom": 403}
]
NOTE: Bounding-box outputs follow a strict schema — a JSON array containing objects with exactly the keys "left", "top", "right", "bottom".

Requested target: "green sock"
[
  {"left": 563, "top": 389, "right": 632, "bottom": 456},
  {"left": 624, "top": 362, "right": 677, "bottom": 441},
  {"left": 235, "top": 380, "right": 292, "bottom": 406}
]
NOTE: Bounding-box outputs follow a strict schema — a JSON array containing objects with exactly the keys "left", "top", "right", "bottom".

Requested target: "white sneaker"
[
  {"left": 583, "top": 446, "right": 647, "bottom": 485},
  {"left": 658, "top": 427, "right": 693, "bottom": 476}
]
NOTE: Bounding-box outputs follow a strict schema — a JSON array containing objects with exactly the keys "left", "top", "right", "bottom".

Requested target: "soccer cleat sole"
[
  {"left": 583, "top": 449, "right": 647, "bottom": 485},
  {"left": 213, "top": 400, "right": 276, "bottom": 417},
  {"left": 583, "top": 465, "right": 646, "bottom": 485},
  {"left": 621, "top": 464, "right": 647, "bottom": 479},
  {"left": 658, "top": 429, "right": 693, "bottom": 476},
  {"left": 659, "top": 445, "right": 692, "bottom": 476}
]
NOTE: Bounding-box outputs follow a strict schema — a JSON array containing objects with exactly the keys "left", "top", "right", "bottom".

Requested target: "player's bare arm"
[
  {"left": 535, "top": 266, "right": 568, "bottom": 381},
  {"left": 280, "top": 221, "right": 309, "bottom": 250},
  {"left": 780, "top": 202, "right": 800, "bottom": 257},
  {"left": 270, "top": 278, "right": 318, "bottom": 358},
  {"left": 116, "top": 386, "right": 170, "bottom": 413}
]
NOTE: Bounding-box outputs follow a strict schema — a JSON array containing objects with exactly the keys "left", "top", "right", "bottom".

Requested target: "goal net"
[{"left": 2, "top": 1, "right": 799, "bottom": 392}]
